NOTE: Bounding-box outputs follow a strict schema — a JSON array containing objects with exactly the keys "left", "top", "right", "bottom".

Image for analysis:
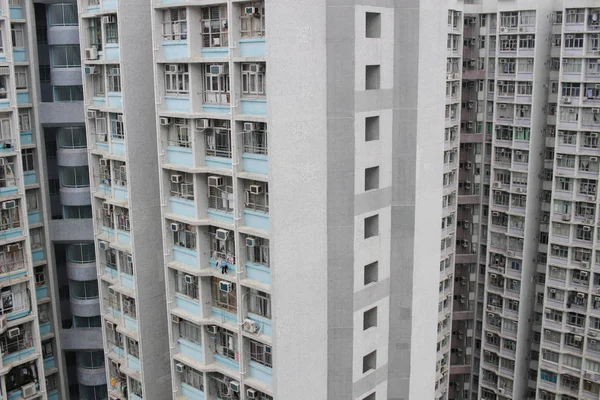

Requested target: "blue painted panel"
[
  {"left": 170, "top": 197, "right": 195, "bottom": 219},
  {"left": 239, "top": 38, "right": 266, "bottom": 57},
  {"left": 92, "top": 96, "right": 106, "bottom": 106},
  {"left": 0, "top": 186, "right": 18, "bottom": 196},
  {"left": 178, "top": 338, "right": 203, "bottom": 363},
  {"left": 87, "top": 5, "right": 99, "bottom": 11},
  {"left": 205, "top": 156, "right": 232, "bottom": 169},
  {"left": 111, "top": 344, "right": 124, "bottom": 357},
  {"left": 243, "top": 209, "right": 269, "bottom": 231},
  {"left": 98, "top": 183, "right": 110, "bottom": 195},
  {"left": 208, "top": 257, "right": 236, "bottom": 274},
  {"left": 107, "top": 307, "right": 121, "bottom": 319},
  {"left": 31, "top": 248, "right": 44, "bottom": 262},
  {"left": 241, "top": 153, "right": 268, "bottom": 175},
  {"left": 0, "top": 56, "right": 6, "bottom": 62},
  {"left": 167, "top": 146, "right": 193, "bottom": 166},
  {"left": 130, "top": 394, "right": 143, "bottom": 400},
  {"left": 36, "top": 285, "right": 48, "bottom": 298},
  {"left": 48, "top": 391, "right": 59, "bottom": 400},
  {"left": 0, "top": 270, "right": 26, "bottom": 282},
  {"left": 114, "top": 185, "right": 128, "bottom": 202},
  {"left": 124, "top": 314, "right": 137, "bottom": 331},
  {"left": 8, "top": 389, "right": 23, "bottom": 400},
  {"left": 39, "top": 322, "right": 51, "bottom": 335},
  {"left": 245, "top": 261, "right": 270, "bottom": 285},
  {"left": 6, "top": 308, "right": 30, "bottom": 321},
  {"left": 163, "top": 41, "right": 189, "bottom": 59},
  {"left": 211, "top": 307, "right": 237, "bottom": 324},
  {"left": 43, "top": 356, "right": 55, "bottom": 369},
  {"left": 96, "top": 142, "right": 109, "bottom": 152},
  {"left": 23, "top": 171, "right": 36, "bottom": 185},
  {"left": 102, "top": 227, "right": 114, "bottom": 237},
  {"left": 9, "top": 6, "right": 22, "bottom": 19},
  {"left": 173, "top": 245, "right": 198, "bottom": 268},
  {"left": 247, "top": 313, "right": 272, "bottom": 336},
  {"left": 214, "top": 353, "right": 239, "bottom": 371},
  {"left": 175, "top": 294, "right": 200, "bottom": 315},
  {"left": 127, "top": 354, "right": 141, "bottom": 372},
  {"left": 27, "top": 211, "right": 40, "bottom": 225},
  {"left": 19, "top": 131, "right": 32, "bottom": 145},
  {"left": 240, "top": 99, "right": 267, "bottom": 116},
  {"left": 105, "top": 44, "right": 120, "bottom": 61},
  {"left": 3, "top": 346, "right": 34, "bottom": 363},
  {"left": 181, "top": 383, "right": 205, "bottom": 400},
  {"left": 207, "top": 209, "right": 234, "bottom": 223},
  {"left": 112, "top": 139, "right": 125, "bottom": 155},
  {"left": 103, "top": 0, "right": 117, "bottom": 10},
  {"left": 12, "top": 48, "right": 25, "bottom": 62},
  {"left": 105, "top": 266, "right": 117, "bottom": 278},
  {"left": 249, "top": 360, "right": 273, "bottom": 386},
  {"left": 16, "top": 92, "right": 29, "bottom": 104},
  {"left": 117, "top": 230, "right": 131, "bottom": 245},
  {"left": 200, "top": 48, "right": 229, "bottom": 58},
  {"left": 120, "top": 273, "right": 134, "bottom": 289},
  {"left": 202, "top": 104, "right": 230, "bottom": 114},
  {"left": 107, "top": 92, "right": 123, "bottom": 109},
  {"left": 165, "top": 96, "right": 190, "bottom": 112},
  {"left": 0, "top": 99, "right": 10, "bottom": 108},
  {"left": 0, "top": 228, "right": 23, "bottom": 240}
]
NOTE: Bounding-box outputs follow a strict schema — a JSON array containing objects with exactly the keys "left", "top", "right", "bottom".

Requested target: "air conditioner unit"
[
  {"left": 21, "top": 383, "right": 36, "bottom": 398},
  {"left": 102, "top": 15, "right": 115, "bottom": 24},
  {"left": 230, "top": 381, "right": 240, "bottom": 392},
  {"left": 589, "top": 195, "right": 597, "bottom": 202},
  {"left": 86, "top": 110, "right": 96, "bottom": 119},
  {"left": 562, "top": 214, "right": 571, "bottom": 221},
  {"left": 84, "top": 66, "right": 97, "bottom": 75},
  {"left": 7, "top": 243, "right": 20, "bottom": 253},
  {"left": 493, "top": 182, "right": 502, "bottom": 188},
  {"left": 184, "top": 274, "right": 193, "bottom": 284},
  {"left": 160, "top": 117, "right": 170, "bottom": 126},
  {"left": 205, "top": 326, "right": 221, "bottom": 338},
  {"left": 170, "top": 222, "right": 181, "bottom": 232},
  {"left": 210, "top": 65, "right": 224, "bottom": 75},
  {"left": 245, "top": 7, "right": 259, "bottom": 15},
  {"left": 216, "top": 229, "right": 228, "bottom": 241},
  {"left": 171, "top": 314, "right": 180, "bottom": 324},
  {"left": 246, "top": 388, "right": 257, "bottom": 399},
  {"left": 563, "top": 97, "right": 571, "bottom": 104},
  {"left": 175, "top": 363, "right": 185, "bottom": 373},
  {"left": 208, "top": 176, "right": 224, "bottom": 187},
  {"left": 591, "top": 331, "right": 598, "bottom": 337},
  {"left": 592, "top": 157, "right": 599, "bottom": 162},
  {"left": 244, "top": 122, "right": 255, "bottom": 132},
  {"left": 85, "top": 47, "right": 98, "bottom": 60},
  {"left": 550, "top": 289, "right": 556, "bottom": 294},
  {"left": 584, "top": 226, "right": 591, "bottom": 232},
  {"left": 577, "top": 293, "right": 585, "bottom": 299},
  {"left": 243, "top": 318, "right": 258, "bottom": 333},
  {"left": 594, "top": 109, "right": 600, "bottom": 114},
  {"left": 563, "top": 58, "right": 569, "bottom": 64},
  {"left": 196, "top": 119, "right": 209, "bottom": 130},
  {"left": 213, "top": 37, "right": 221, "bottom": 46},
  {"left": 170, "top": 174, "right": 183, "bottom": 183},
  {"left": 167, "top": 64, "right": 178, "bottom": 73},
  {"left": 7, "top": 327, "right": 19, "bottom": 339},
  {"left": 112, "top": 67, "right": 120, "bottom": 75},
  {"left": 246, "top": 237, "right": 256, "bottom": 247},
  {"left": 106, "top": 320, "right": 115, "bottom": 330},
  {"left": 249, "top": 184, "right": 263, "bottom": 195},
  {"left": 219, "top": 280, "right": 232, "bottom": 292},
  {"left": 500, "top": 27, "right": 508, "bottom": 33},
  {"left": 98, "top": 240, "right": 109, "bottom": 250},
  {"left": 492, "top": 212, "right": 500, "bottom": 217},
  {"left": 490, "top": 273, "right": 497, "bottom": 279},
  {"left": 499, "top": 104, "right": 507, "bottom": 109},
  {"left": 582, "top": 262, "right": 590, "bottom": 269},
  {"left": 1, "top": 200, "right": 15, "bottom": 210}
]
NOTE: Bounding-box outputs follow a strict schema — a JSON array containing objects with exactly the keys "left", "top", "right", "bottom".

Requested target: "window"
[
  {"left": 107, "top": 64, "right": 121, "bottom": 92},
  {"left": 366, "top": 12, "right": 381, "bottom": 38},
  {"left": 162, "top": 8, "right": 187, "bottom": 40},
  {"left": 208, "top": 176, "right": 233, "bottom": 213},
  {"left": 563, "top": 58, "right": 582, "bottom": 73},
  {"left": 169, "top": 172, "right": 193, "bottom": 200},
  {"left": 48, "top": 3, "right": 78, "bottom": 26},
  {"left": 565, "top": 9, "right": 585, "bottom": 24},
  {"left": 110, "top": 113, "right": 124, "bottom": 139},
  {"left": 48, "top": 179, "right": 59, "bottom": 195},
  {"left": 205, "top": 119, "right": 231, "bottom": 157},
  {"left": 211, "top": 277, "right": 236, "bottom": 312},
  {"left": 215, "top": 328, "right": 237, "bottom": 360},
  {"left": 243, "top": 121, "right": 267, "bottom": 155},
  {"left": 58, "top": 127, "right": 86, "bottom": 149},
  {"left": 165, "top": 64, "right": 189, "bottom": 95},
  {"left": 364, "top": 215, "right": 379, "bottom": 239},
  {"left": 180, "top": 365, "right": 203, "bottom": 391},
  {"left": 519, "top": 10, "right": 536, "bottom": 26},
  {"left": 564, "top": 33, "right": 584, "bottom": 49},
  {"left": 245, "top": 181, "right": 268, "bottom": 212},
  {"left": 365, "top": 116, "right": 379, "bottom": 141},
  {"left": 64, "top": 205, "right": 92, "bottom": 219},
  {"left": 11, "top": 24, "right": 24, "bottom": 48},
  {"left": 92, "top": 73, "right": 104, "bottom": 97},
  {"left": 53, "top": 85, "right": 84, "bottom": 102},
  {"left": 203, "top": 64, "right": 230, "bottom": 104},
  {"left": 247, "top": 236, "right": 269, "bottom": 266},
  {"left": 67, "top": 243, "right": 95, "bottom": 263},
  {"left": 241, "top": 63, "right": 266, "bottom": 96},
  {"left": 69, "top": 280, "right": 99, "bottom": 299},
  {"left": 200, "top": 6, "right": 228, "bottom": 48},
  {"left": 59, "top": 166, "right": 89, "bottom": 188},
  {"left": 18, "top": 110, "right": 30, "bottom": 132},
  {"left": 14, "top": 67, "right": 27, "bottom": 90},
  {"left": 365, "top": 166, "right": 379, "bottom": 191},
  {"left": 76, "top": 351, "right": 104, "bottom": 369},
  {"left": 87, "top": 18, "right": 102, "bottom": 50},
  {"left": 105, "top": 15, "right": 118, "bottom": 44},
  {"left": 364, "top": 261, "right": 378, "bottom": 284},
  {"left": 175, "top": 271, "right": 198, "bottom": 299},
  {"left": 21, "top": 149, "right": 34, "bottom": 171},
  {"left": 363, "top": 350, "right": 376, "bottom": 373},
  {"left": 79, "top": 385, "right": 107, "bottom": 400},
  {"left": 179, "top": 320, "right": 202, "bottom": 344},
  {"left": 50, "top": 45, "right": 80, "bottom": 68},
  {"left": 240, "top": 2, "right": 265, "bottom": 38},
  {"left": 247, "top": 289, "right": 271, "bottom": 318},
  {"left": 250, "top": 339, "right": 272, "bottom": 367},
  {"left": 365, "top": 65, "right": 380, "bottom": 90},
  {"left": 363, "top": 307, "right": 377, "bottom": 330}
]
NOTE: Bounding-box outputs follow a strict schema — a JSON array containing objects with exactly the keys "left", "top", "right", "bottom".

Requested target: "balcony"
[
  {"left": 166, "top": 144, "right": 193, "bottom": 167},
  {"left": 176, "top": 336, "right": 202, "bottom": 364},
  {"left": 174, "top": 293, "right": 200, "bottom": 316}
]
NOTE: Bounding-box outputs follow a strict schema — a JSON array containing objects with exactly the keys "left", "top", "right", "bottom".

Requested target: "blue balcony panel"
[
  {"left": 202, "top": 104, "right": 230, "bottom": 114},
  {"left": 23, "top": 170, "right": 36, "bottom": 185},
  {"left": 9, "top": 6, "right": 22, "bottom": 19},
  {"left": 239, "top": 38, "right": 265, "bottom": 57},
  {"left": 178, "top": 338, "right": 202, "bottom": 363},
  {"left": 87, "top": 5, "right": 99, "bottom": 11},
  {"left": 181, "top": 383, "right": 204, "bottom": 400},
  {"left": 98, "top": 183, "right": 110, "bottom": 195},
  {"left": 117, "top": 230, "right": 131, "bottom": 245},
  {"left": 39, "top": 322, "right": 51, "bottom": 335},
  {"left": 205, "top": 156, "right": 232, "bottom": 169},
  {"left": 0, "top": 227, "right": 23, "bottom": 240},
  {"left": 211, "top": 307, "right": 237, "bottom": 324},
  {"left": 120, "top": 272, "right": 134, "bottom": 289},
  {"left": 209, "top": 257, "right": 236, "bottom": 274},
  {"left": 103, "top": 0, "right": 117, "bottom": 10},
  {"left": 249, "top": 360, "right": 273, "bottom": 386},
  {"left": 112, "top": 139, "right": 125, "bottom": 156},
  {"left": 20, "top": 130, "right": 32, "bottom": 145},
  {"left": 92, "top": 96, "right": 106, "bottom": 106},
  {"left": 124, "top": 314, "right": 137, "bottom": 331},
  {"left": 241, "top": 153, "right": 268, "bottom": 175},
  {"left": 207, "top": 209, "right": 234, "bottom": 224},
  {"left": 36, "top": 285, "right": 48, "bottom": 299},
  {"left": 0, "top": 55, "right": 6, "bottom": 63},
  {"left": 107, "top": 92, "right": 123, "bottom": 109},
  {"left": 170, "top": 197, "right": 195, "bottom": 219},
  {"left": 247, "top": 312, "right": 272, "bottom": 337},
  {"left": 165, "top": 96, "right": 190, "bottom": 112},
  {"left": 173, "top": 245, "right": 198, "bottom": 268},
  {"left": 27, "top": 211, "right": 40, "bottom": 225},
  {"left": 3, "top": 346, "right": 34, "bottom": 363},
  {"left": 0, "top": 186, "right": 18, "bottom": 196},
  {"left": 163, "top": 41, "right": 189, "bottom": 59},
  {"left": 244, "top": 209, "right": 269, "bottom": 231},
  {"left": 16, "top": 92, "right": 29, "bottom": 104},
  {"left": 105, "top": 266, "right": 117, "bottom": 278},
  {"left": 130, "top": 395, "right": 143, "bottom": 400},
  {"left": 102, "top": 226, "right": 114, "bottom": 237},
  {"left": 6, "top": 307, "right": 30, "bottom": 321},
  {"left": 96, "top": 142, "right": 109, "bottom": 152},
  {"left": 167, "top": 146, "right": 193, "bottom": 166},
  {"left": 31, "top": 248, "right": 44, "bottom": 262},
  {"left": 214, "top": 353, "right": 239, "bottom": 371},
  {"left": 240, "top": 98, "right": 266, "bottom": 116},
  {"left": 108, "top": 307, "right": 121, "bottom": 319},
  {"left": 245, "top": 261, "right": 270, "bottom": 285},
  {"left": 12, "top": 48, "right": 25, "bottom": 62},
  {"left": 105, "top": 43, "right": 120, "bottom": 61},
  {"left": 175, "top": 294, "right": 200, "bottom": 315},
  {"left": 0, "top": 99, "right": 10, "bottom": 109},
  {"left": 200, "top": 47, "right": 228, "bottom": 59},
  {"left": 114, "top": 185, "right": 128, "bottom": 202},
  {"left": 127, "top": 354, "right": 141, "bottom": 372},
  {"left": 43, "top": 356, "right": 55, "bottom": 370},
  {"left": 0, "top": 269, "right": 26, "bottom": 282},
  {"left": 48, "top": 391, "right": 59, "bottom": 400},
  {"left": 111, "top": 344, "right": 124, "bottom": 357}
]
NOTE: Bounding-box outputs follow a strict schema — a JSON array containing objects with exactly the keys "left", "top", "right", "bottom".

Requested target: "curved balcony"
[
  {"left": 69, "top": 279, "right": 100, "bottom": 317},
  {"left": 57, "top": 147, "right": 88, "bottom": 168},
  {"left": 47, "top": 25, "right": 79, "bottom": 46},
  {"left": 50, "top": 67, "right": 83, "bottom": 87},
  {"left": 66, "top": 243, "right": 97, "bottom": 281},
  {"left": 76, "top": 352, "right": 106, "bottom": 387}
]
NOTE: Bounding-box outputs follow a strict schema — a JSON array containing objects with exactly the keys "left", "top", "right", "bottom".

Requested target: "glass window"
[
  {"left": 69, "top": 280, "right": 99, "bottom": 299},
  {"left": 59, "top": 166, "right": 89, "bottom": 188},
  {"left": 50, "top": 45, "right": 81, "bottom": 68},
  {"left": 58, "top": 127, "right": 86, "bottom": 149},
  {"left": 48, "top": 3, "right": 78, "bottom": 26}
]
